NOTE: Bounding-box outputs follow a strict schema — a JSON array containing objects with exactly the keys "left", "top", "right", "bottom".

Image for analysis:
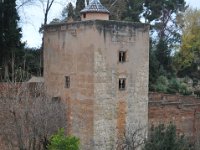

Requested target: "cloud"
[{"left": 185, "top": 0, "right": 200, "bottom": 8}]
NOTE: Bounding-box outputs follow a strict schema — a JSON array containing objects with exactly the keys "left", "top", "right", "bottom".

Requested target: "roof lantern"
[{"left": 80, "top": 0, "right": 110, "bottom": 21}]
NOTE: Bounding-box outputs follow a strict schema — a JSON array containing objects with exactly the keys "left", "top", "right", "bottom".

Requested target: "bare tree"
[
  {"left": 116, "top": 125, "right": 147, "bottom": 150},
  {"left": 17, "top": 0, "right": 36, "bottom": 10},
  {"left": 40, "top": 0, "right": 55, "bottom": 26},
  {"left": 0, "top": 82, "right": 66, "bottom": 150}
]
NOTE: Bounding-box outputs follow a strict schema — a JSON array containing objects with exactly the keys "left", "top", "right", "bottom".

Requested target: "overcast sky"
[{"left": 18, "top": 0, "right": 200, "bottom": 48}]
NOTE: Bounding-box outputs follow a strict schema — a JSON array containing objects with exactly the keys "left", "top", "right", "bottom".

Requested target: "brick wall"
[{"left": 149, "top": 92, "right": 200, "bottom": 143}]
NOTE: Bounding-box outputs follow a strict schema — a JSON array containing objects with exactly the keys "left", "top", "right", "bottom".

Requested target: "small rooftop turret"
[{"left": 80, "top": 0, "right": 109, "bottom": 21}]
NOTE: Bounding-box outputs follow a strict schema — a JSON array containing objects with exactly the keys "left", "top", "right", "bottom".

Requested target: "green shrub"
[
  {"left": 167, "top": 78, "right": 181, "bottom": 94},
  {"left": 143, "top": 123, "right": 189, "bottom": 150},
  {"left": 48, "top": 128, "right": 80, "bottom": 150},
  {"left": 155, "top": 76, "right": 169, "bottom": 93},
  {"left": 153, "top": 76, "right": 192, "bottom": 95},
  {"left": 179, "top": 83, "right": 192, "bottom": 95}
]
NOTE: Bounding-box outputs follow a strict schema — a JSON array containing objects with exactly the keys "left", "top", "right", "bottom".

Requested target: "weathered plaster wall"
[
  {"left": 44, "top": 20, "right": 149, "bottom": 150},
  {"left": 44, "top": 22, "right": 96, "bottom": 149}
]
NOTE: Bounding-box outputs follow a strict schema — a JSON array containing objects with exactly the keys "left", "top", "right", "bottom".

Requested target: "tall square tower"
[{"left": 44, "top": 0, "right": 149, "bottom": 149}]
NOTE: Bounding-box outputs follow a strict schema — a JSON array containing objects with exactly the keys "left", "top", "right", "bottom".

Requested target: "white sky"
[{"left": 18, "top": 0, "right": 200, "bottom": 48}]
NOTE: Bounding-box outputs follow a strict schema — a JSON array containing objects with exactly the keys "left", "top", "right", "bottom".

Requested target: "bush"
[
  {"left": 143, "top": 123, "right": 189, "bottom": 150},
  {"left": 179, "top": 83, "right": 192, "bottom": 95},
  {"left": 48, "top": 128, "right": 80, "bottom": 150},
  {"left": 155, "top": 76, "right": 169, "bottom": 93},
  {"left": 152, "top": 76, "right": 192, "bottom": 95},
  {"left": 167, "top": 78, "right": 181, "bottom": 94}
]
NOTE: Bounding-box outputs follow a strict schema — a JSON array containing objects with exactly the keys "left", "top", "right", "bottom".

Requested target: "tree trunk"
[
  {"left": 11, "top": 51, "right": 15, "bottom": 82},
  {"left": 4, "top": 63, "right": 9, "bottom": 81}
]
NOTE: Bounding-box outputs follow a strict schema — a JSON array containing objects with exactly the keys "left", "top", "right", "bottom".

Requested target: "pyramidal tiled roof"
[{"left": 80, "top": 0, "right": 109, "bottom": 14}]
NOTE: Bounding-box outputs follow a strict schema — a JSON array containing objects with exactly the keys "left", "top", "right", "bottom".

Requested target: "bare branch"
[{"left": 0, "top": 82, "right": 66, "bottom": 149}]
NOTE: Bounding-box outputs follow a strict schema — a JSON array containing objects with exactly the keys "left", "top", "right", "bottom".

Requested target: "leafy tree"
[
  {"left": 149, "top": 39, "right": 165, "bottom": 91},
  {"left": 146, "top": 0, "right": 187, "bottom": 90},
  {"left": 101, "top": 0, "right": 128, "bottom": 20},
  {"left": 143, "top": 123, "right": 189, "bottom": 150},
  {"left": 144, "top": 0, "right": 186, "bottom": 24},
  {"left": 122, "top": 0, "right": 144, "bottom": 22},
  {"left": 146, "top": 0, "right": 187, "bottom": 72},
  {"left": 48, "top": 128, "right": 80, "bottom": 150},
  {"left": 173, "top": 8, "right": 200, "bottom": 79}
]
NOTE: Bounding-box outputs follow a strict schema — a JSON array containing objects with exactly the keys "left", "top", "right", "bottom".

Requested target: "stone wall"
[{"left": 149, "top": 92, "right": 200, "bottom": 143}]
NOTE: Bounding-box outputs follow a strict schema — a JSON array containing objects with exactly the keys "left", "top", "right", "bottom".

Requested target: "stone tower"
[{"left": 44, "top": 0, "right": 149, "bottom": 149}]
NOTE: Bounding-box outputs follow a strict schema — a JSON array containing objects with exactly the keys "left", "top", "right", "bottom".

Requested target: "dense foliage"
[
  {"left": 48, "top": 128, "right": 80, "bottom": 150},
  {"left": 61, "top": 0, "right": 85, "bottom": 21},
  {"left": 143, "top": 124, "right": 189, "bottom": 150},
  {"left": 147, "top": 0, "right": 188, "bottom": 93},
  {"left": 174, "top": 9, "right": 200, "bottom": 80}
]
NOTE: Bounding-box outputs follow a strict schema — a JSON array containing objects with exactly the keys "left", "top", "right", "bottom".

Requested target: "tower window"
[
  {"left": 119, "top": 51, "right": 126, "bottom": 62},
  {"left": 83, "top": 13, "right": 86, "bottom": 18},
  {"left": 119, "top": 78, "right": 126, "bottom": 90},
  {"left": 65, "top": 76, "right": 70, "bottom": 88}
]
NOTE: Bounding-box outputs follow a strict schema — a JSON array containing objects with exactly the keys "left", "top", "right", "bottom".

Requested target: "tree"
[
  {"left": 144, "top": 0, "right": 187, "bottom": 74},
  {"left": 101, "top": 0, "right": 127, "bottom": 20},
  {"left": 38, "top": 0, "right": 56, "bottom": 76},
  {"left": 48, "top": 128, "right": 80, "bottom": 150},
  {"left": 117, "top": 126, "right": 146, "bottom": 150},
  {"left": 23, "top": 48, "right": 41, "bottom": 77},
  {"left": 61, "top": 2, "right": 75, "bottom": 21},
  {"left": 122, "top": 0, "right": 144, "bottom": 22},
  {"left": 74, "top": 0, "right": 85, "bottom": 21},
  {"left": 0, "top": 0, "right": 24, "bottom": 81},
  {"left": 0, "top": 83, "right": 66, "bottom": 150},
  {"left": 39, "top": 0, "right": 55, "bottom": 27},
  {"left": 146, "top": 0, "right": 187, "bottom": 91},
  {"left": 143, "top": 123, "right": 189, "bottom": 150},
  {"left": 173, "top": 8, "right": 200, "bottom": 79},
  {"left": 16, "top": 0, "right": 35, "bottom": 10}
]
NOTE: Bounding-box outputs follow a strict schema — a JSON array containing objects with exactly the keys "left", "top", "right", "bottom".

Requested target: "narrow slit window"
[
  {"left": 52, "top": 96, "right": 61, "bottom": 102},
  {"left": 119, "top": 78, "right": 126, "bottom": 90},
  {"left": 65, "top": 76, "right": 70, "bottom": 88},
  {"left": 119, "top": 51, "right": 126, "bottom": 62},
  {"left": 83, "top": 13, "right": 86, "bottom": 18}
]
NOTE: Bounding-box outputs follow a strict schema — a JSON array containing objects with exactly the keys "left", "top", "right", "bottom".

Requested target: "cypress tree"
[
  {"left": 61, "top": 2, "right": 75, "bottom": 20},
  {"left": 67, "top": 2, "right": 75, "bottom": 19},
  {"left": 0, "top": 0, "right": 24, "bottom": 81},
  {"left": 75, "top": 0, "right": 85, "bottom": 21}
]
